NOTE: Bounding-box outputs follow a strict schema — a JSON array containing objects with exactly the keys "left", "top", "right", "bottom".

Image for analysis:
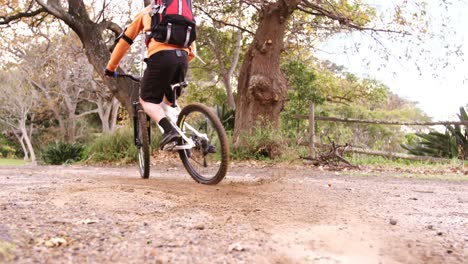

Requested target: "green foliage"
[
  {"left": 190, "top": 25, "right": 246, "bottom": 81},
  {"left": 281, "top": 61, "right": 324, "bottom": 139},
  {"left": 318, "top": 102, "right": 429, "bottom": 152},
  {"left": 280, "top": 59, "right": 428, "bottom": 152},
  {"left": 183, "top": 83, "right": 228, "bottom": 107},
  {"left": 0, "top": 135, "right": 19, "bottom": 158},
  {"left": 283, "top": 61, "right": 323, "bottom": 104},
  {"left": 40, "top": 141, "right": 86, "bottom": 165},
  {"left": 402, "top": 131, "right": 456, "bottom": 158},
  {"left": 402, "top": 107, "right": 468, "bottom": 160},
  {"left": 231, "top": 122, "right": 285, "bottom": 160},
  {"left": 313, "top": 60, "right": 389, "bottom": 105},
  {"left": 87, "top": 126, "right": 160, "bottom": 163},
  {"left": 215, "top": 104, "right": 235, "bottom": 132}
]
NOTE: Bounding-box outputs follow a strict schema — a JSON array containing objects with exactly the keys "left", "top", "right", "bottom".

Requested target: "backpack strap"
[
  {"left": 164, "top": 23, "right": 172, "bottom": 43},
  {"left": 146, "top": 0, "right": 164, "bottom": 46},
  {"left": 183, "top": 26, "right": 192, "bottom": 47}
]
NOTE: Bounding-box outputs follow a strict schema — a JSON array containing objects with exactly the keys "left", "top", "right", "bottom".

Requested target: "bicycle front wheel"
[
  {"left": 137, "top": 110, "right": 150, "bottom": 179},
  {"left": 177, "top": 103, "right": 229, "bottom": 185}
]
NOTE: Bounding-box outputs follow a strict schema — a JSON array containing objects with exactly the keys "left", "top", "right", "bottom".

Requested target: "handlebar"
[{"left": 117, "top": 73, "right": 141, "bottom": 82}]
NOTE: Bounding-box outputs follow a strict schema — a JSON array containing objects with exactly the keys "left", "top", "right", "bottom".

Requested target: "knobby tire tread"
[
  {"left": 138, "top": 110, "right": 150, "bottom": 179},
  {"left": 177, "top": 103, "right": 229, "bottom": 185}
]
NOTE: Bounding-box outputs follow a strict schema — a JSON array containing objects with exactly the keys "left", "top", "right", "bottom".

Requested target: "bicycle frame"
[{"left": 119, "top": 74, "right": 209, "bottom": 151}]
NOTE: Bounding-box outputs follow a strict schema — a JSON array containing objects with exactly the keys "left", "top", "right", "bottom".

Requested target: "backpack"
[{"left": 145, "top": 0, "right": 197, "bottom": 48}]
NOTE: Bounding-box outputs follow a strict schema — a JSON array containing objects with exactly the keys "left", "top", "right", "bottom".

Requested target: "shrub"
[
  {"left": 231, "top": 122, "right": 285, "bottom": 160},
  {"left": 402, "top": 107, "right": 468, "bottom": 160},
  {"left": 40, "top": 141, "right": 86, "bottom": 165},
  {"left": 0, "top": 135, "right": 20, "bottom": 158},
  {"left": 87, "top": 126, "right": 160, "bottom": 163},
  {"left": 215, "top": 104, "right": 235, "bottom": 132},
  {"left": 0, "top": 145, "right": 16, "bottom": 158}
]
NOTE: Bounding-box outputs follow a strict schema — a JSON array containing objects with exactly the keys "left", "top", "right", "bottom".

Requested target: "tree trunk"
[
  {"left": 110, "top": 98, "right": 120, "bottom": 133},
  {"left": 96, "top": 97, "right": 111, "bottom": 133},
  {"left": 221, "top": 73, "right": 236, "bottom": 110},
  {"left": 67, "top": 113, "right": 76, "bottom": 142},
  {"left": 14, "top": 132, "right": 28, "bottom": 161},
  {"left": 233, "top": 0, "right": 299, "bottom": 145},
  {"left": 20, "top": 124, "right": 36, "bottom": 162},
  {"left": 77, "top": 24, "right": 134, "bottom": 115}
]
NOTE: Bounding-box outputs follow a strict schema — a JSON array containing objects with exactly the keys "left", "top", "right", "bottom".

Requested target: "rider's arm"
[{"left": 106, "top": 12, "right": 145, "bottom": 72}]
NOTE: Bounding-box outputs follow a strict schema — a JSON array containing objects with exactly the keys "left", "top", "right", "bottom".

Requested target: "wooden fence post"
[{"left": 309, "top": 101, "right": 315, "bottom": 158}]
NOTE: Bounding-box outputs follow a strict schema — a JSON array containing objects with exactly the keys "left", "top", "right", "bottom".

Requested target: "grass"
[
  {"left": 348, "top": 154, "right": 467, "bottom": 168},
  {"left": 341, "top": 170, "right": 468, "bottom": 181},
  {"left": 342, "top": 154, "right": 468, "bottom": 181},
  {"left": 0, "top": 159, "right": 27, "bottom": 166}
]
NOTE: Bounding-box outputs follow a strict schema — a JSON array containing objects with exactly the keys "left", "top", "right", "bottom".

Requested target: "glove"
[{"left": 104, "top": 68, "right": 117, "bottom": 78}]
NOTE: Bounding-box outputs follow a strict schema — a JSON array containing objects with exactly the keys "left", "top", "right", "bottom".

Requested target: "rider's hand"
[{"left": 104, "top": 68, "right": 117, "bottom": 78}]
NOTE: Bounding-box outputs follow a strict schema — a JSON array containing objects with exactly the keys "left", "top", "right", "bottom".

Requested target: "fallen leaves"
[
  {"left": 36, "top": 237, "right": 68, "bottom": 248},
  {"left": 80, "top": 219, "right": 99, "bottom": 225},
  {"left": 228, "top": 242, "right": 245, "bottom": 252}
]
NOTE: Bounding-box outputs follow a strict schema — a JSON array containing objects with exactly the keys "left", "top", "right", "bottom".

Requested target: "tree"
[
  {"left": 1, "top": 0, "right": 455, "bottom": 148},
  {"left": 195, "top": 0, "right": 385, "bottom": 145},
  {"left": 1, "top": 0, "right": 135, "bottom": 115},
  {"left": 18, "top": 35, "right": 105, "bottom": 142},
  {"left": 195, "top": 0, "right": 449, "bottom": 148},
  {"left": 192, "top": 25, "right": 243, "bottom": 110},
  {"left": 0, "top": 70, "right": 39, "bottom": 162}
]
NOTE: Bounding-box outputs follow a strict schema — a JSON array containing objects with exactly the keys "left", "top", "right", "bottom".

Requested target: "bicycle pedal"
[{"left": 162, "top": 141, "right": 177, "bottom": 151}]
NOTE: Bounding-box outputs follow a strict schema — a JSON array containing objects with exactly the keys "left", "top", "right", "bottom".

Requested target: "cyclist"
[{"left": 104, "top": 4, "right": 196, "bottom": 149}]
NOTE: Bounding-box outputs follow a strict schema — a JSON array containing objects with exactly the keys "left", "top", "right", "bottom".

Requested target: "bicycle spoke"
[{"left": 177, "top": 103, "right": 229, "bottom": 185}]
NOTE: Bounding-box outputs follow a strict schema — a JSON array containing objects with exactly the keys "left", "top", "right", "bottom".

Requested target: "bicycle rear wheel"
[
  {"left": 137, "top": 110, "right": 150, "bottom": 178},
  {"left": 177, "top": 103, "right": 229, "bottom": 185}
]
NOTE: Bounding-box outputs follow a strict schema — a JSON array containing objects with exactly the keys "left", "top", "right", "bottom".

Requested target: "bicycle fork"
[{"left": 133, "top": 102, "right": 151, "bottom": 146}]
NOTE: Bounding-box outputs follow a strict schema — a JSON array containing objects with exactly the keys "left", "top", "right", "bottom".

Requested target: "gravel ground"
[{"left": 0, "top": 161, "right": 467, "bottom": 263}]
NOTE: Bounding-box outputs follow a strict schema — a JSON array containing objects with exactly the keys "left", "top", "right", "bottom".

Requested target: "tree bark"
[
  {"left": 109, "top": 98, "right": 120, "bottom": 133},
  {"left": 13, "top": 132, "right": 29, "bottom": 161},
  {"left": 233, "top": 0, "right": 300, "bottom": 145},
  {"left": 20, "top": 124, "right": 36, "bottom": 162}
]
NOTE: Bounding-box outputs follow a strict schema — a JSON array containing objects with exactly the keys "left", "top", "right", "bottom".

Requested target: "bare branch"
[
  {"left": 35, "top": 0, "right": 73, "bottom": 25},
  {"left": 76, "top": 109, "right": 99, "bottom": 118},
  {"left": 0, "top": 7, "right": 47, "bottom": 25},
  {"left": 198, "top": 7, "right": 254, "bottom": 35},
  {"left": 99, "top": 20, "right": 122, "bottom": 35},
  {"left": 298, "top": 1, "right": 409, "bottom": 35}
]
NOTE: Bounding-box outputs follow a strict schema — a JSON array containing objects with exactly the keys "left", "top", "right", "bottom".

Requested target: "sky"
[{"left": 315, "top": 0, "right": 468, "bottom": 121}]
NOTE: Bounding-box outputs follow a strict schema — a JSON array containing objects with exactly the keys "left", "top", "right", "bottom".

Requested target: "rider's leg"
[
  {"left": 139, "top": 96, "right": 176, "bottom": 123},
  {"left": 139, "top": 50, "right": 188, "bottom": 148},
  {"left": 139, "top": 98, "right": 165, "bottom": 123},
  {"left": 140, "top": 97, "right": 179, "bottom": 149}
]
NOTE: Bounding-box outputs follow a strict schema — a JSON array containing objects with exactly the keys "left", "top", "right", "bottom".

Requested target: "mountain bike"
[{"left": 117, "top": 74, "right": 229, "bottom": 185}]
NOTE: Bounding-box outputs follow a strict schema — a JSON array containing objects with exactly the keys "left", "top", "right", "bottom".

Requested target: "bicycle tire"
[
  {"left": 177, "top": 103, "right": 229, "bottom": 185},
  {"left": 137, "top": 110, "right": 150, "bottom": 179}
]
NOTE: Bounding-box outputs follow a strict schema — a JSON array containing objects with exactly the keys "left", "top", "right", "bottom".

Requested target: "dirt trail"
[{"left": 0, "top": 163, "right": 467, "bottom": 263}]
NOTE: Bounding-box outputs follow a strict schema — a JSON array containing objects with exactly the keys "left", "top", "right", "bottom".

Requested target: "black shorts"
[{"left": 140, "top": 49, "right": 188, "bottom": 104}]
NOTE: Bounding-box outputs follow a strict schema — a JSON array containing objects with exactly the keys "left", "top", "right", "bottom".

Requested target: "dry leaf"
[
  {"left": 44, "top": 237, "right": 67, "bottom": 247},
  {"left": 228, "top": 242, "right": 244, "bottom": 252}
]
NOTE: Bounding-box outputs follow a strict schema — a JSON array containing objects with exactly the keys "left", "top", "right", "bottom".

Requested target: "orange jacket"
[{"left": 106, "top": 5, "right": 196, "bottom": 72}]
